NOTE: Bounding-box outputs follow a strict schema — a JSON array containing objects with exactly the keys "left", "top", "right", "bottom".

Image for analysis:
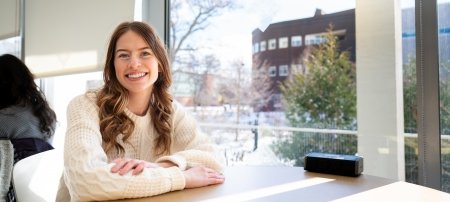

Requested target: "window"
[
  {"left": 279, "top": 65, "right": 289, "bottom": 76},
  {"left": 168, "top": 0, "right": 449, "bottom": 192},
  {"left": 169, "top": 0, "right": 357, "bottom": 169},
  {"left": 268, "top": 38, "right": 276, "bottom": 50},
  {"left": 253, "top": 43, "right": 259, "bottom": 53},
  {"left": 437, "top": 0, "right": 450, "bottom": 191},
  {"left": 260, "top": 41, "right": 266, "bottom": 52},
  {"left": 305, "top": 34, "right": 326, "bottom": 45},
  {"left": 278, "top": 37, "right": 288, "bottom": 48},
  {"left": 291, "top": 35, "right": 302, "bottom": 47},
  {"left": 44, "top": 72, "right": 103, "bottom": 147},
  {"left": 268, "top": 66, "right": 277, "bottom": 77},
  {"left": 0, "top": 36, "right": 21, "bottom": 56}
]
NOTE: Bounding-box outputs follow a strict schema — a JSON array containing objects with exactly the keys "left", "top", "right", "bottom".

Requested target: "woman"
[
  {"left": 56, "top": 21, "right": 225, "bottom": 201},
  {"left": 0, "top": 54, "right": 56, "bottom": 202},
  {"left": 0, "top": 54, "right": 56, "bottom": 156}
]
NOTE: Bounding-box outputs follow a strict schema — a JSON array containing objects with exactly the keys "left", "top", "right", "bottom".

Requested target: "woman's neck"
[{"left": 127, "top": 90, "right": 152, "bottom": 116}]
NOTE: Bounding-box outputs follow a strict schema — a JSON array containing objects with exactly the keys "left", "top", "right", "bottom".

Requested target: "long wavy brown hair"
[{"left": 97, "top": 21, "right": 173, "bottom": 156}]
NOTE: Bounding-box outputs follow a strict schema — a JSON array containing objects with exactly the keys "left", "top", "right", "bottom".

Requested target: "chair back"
[{"left": 12, "top": 149, "right": 63, "bottom": 202}]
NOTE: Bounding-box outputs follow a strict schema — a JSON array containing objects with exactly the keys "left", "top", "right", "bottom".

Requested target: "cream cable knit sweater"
[{"left": 56, "top": 92, "right": 224, "bottom": 201}]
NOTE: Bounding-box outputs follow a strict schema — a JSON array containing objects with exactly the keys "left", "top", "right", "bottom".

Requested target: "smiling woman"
[{"left": 55, "top": 21, "right": 225, "bottom": 201}]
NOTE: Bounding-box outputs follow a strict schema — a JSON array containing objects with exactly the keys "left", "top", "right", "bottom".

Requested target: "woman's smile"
[{"left": 126, "top": 72, "right": 148, "bottom": 79}]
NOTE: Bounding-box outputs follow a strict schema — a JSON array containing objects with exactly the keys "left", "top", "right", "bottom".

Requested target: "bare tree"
[
  {"left": 249, "top": 56, "right": 274, "bottom": 112},
  {"left": 193, "top": 54, "right": 221, "bottom": 108},
  {"left": 169, "top": 0, "right": 236, "bottom": 108},
  {"left": 169, "top": 0, "right": 235, "bottom": 69},
  {"left": 217, "top": 58, "right": 273, "bottom": 114},
  {"left": 215, "top": 58, "right": 273, "bottom": 140},
  {"left": 216, "top": 60, "right": 245, "bottom": 107}
]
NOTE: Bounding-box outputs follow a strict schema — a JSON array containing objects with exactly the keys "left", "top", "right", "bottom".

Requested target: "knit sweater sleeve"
[
  {"left": 62, "top": 94, "right": 185, "bottom": 201},
  {"left": 156, "top": 101, "right": 225, "bottom": 173}
]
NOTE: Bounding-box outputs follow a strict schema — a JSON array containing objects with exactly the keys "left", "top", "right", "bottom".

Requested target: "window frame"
[
  {"left": 278, "top": 37, "right": 289, "bottom": 49},
  {"left": 268, "top": 38, "right": 277, "bottom": 50}
]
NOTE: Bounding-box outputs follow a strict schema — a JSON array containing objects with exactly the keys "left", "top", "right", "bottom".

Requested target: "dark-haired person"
[
  {"left": 56, "top": 21, "right": 225, "bottom": 201},
  {"left": 0, "top": 54, "right": 56, "bottom": 159},
  {"left": 0, "top": 53, "right": 56, "bottom": 202}
]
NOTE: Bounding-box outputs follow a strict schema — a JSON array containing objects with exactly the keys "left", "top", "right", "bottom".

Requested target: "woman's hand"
[
  {"left": 183, "top": 167, "right": 225, "bottom": 189},
  {"left": 111, "top": 158, "right": 160, "bottom": 176}
]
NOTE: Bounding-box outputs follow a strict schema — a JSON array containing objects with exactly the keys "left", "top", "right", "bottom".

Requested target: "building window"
[
  {"left": 305, "top": 30, "right": 346, "bottom": 45},
  {"left": 268, "top": 38, "right": 277, "bottom": 50},
  {"left": 253, "top": 43, "right": 259, "bottom": 53},
  {"left": 279, "top": 65, "right": 289, "bottom": 76},
  {"left": 305, "top": 34, "right": 326, "bottom": 45},
  {"left": 278, "top": 37, "right": 288, "bottom": 49},
  {"left": 268, "top": 66, "right": 277, "bottom": 77},
  {"left": 291, "top": 35, "right": 302, "bottom": 47},
  {"left": 260, "top": 41, "right": 266, "bottom": 52}
]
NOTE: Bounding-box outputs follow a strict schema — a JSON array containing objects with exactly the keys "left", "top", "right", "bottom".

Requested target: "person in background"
[
  {"left": 56, "top": 21, "right": 225, "bottom": 201},
  {"left": 0, "top": 53, "right": 56, "bottom": 160},
  {"left": 0, "top": 54, "right": 56, "bottom": 202}
]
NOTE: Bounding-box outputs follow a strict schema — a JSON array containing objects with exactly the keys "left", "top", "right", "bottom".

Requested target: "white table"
[
  {"left": 112, "top": 166, "right": 450, "bottom": 202},
  {"left": 12, "top": 150, "right": 450, "bottom": 202}
]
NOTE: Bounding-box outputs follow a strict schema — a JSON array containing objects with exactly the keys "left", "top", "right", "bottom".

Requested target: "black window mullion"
[{"left": 415, "top": 0, "right": 442, "bottom": 190}]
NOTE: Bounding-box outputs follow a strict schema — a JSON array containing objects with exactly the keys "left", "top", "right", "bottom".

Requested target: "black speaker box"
[{"left": 304, "top": 152, "right": 363, "bottom": 177}]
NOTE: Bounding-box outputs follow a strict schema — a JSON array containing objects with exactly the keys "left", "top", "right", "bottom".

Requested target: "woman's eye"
[
  {"left": 118, "top": 53, "right": 129, "bottom": 59},
  {"left": 141, "top": 52, "right": 151, "bottom": 57}
]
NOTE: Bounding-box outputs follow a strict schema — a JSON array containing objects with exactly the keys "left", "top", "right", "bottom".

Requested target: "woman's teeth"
[{"left": 127, "top": 72, "right": 146, "bottom": 78}]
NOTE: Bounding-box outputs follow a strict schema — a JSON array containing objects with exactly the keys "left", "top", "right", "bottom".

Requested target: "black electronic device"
[{"left": 304, "top": 152, "right": 363, "bottom": 177}]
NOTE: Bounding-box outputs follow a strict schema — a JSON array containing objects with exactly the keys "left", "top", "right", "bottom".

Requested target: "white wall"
[{"left": 356, "top": 0, "right": 405, "bottom": 180}]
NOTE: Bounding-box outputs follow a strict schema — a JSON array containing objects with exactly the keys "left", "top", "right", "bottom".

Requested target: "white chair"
[{"left": 12, "top": 149, "right": 63, "bottom": 202}]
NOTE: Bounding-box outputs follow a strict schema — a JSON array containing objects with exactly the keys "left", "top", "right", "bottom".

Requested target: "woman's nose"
[{"left": 129, "top": 56, "right": 141, "bottom": 68}]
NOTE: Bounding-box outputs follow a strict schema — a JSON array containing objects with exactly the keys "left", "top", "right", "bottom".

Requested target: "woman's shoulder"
[
  {"left": 171, "top": 99, "right": 186, "bottom": 113},
  {"left": 71, "top": 91, "right": 98, "bottom": 102},
  {"left": 0, "top": 105, "right": 28, "bottom": 115},
  {"left": 68, "top": 91, "right": 99, "bottom": 110},
  {"left": 171, "top": 99, "right": 195, "bottom": 120},
  {"left": 0, "top": 105, "right": 36, "bottom": 118}
]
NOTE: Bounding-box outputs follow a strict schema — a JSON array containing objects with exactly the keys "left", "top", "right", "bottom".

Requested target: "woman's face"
[{"left": 114, "top": 30, "right": 159, "bottom": 96}]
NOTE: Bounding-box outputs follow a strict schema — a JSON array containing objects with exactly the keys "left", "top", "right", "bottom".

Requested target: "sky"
[
  {"left": 189, "top": 0, "right": 355, "bottom": 71},
  {"left": 188, "top": 0, "right": 450, "bottom": 72}
]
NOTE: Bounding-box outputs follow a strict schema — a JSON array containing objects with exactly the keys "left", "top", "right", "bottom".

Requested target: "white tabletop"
[
  {"left": 14, "top": 149, "right": 450, "bottom": 201},
  {"left": 111, "top": 166, "right": 450, "bottom": 202}
]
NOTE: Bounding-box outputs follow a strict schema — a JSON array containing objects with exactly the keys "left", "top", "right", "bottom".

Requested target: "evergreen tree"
[
  {"left": 280, "top": 25, "right": 356, "bottom": 129},
  {"left": 403, "top": 56, "right": 417, "bottom": 133},
  {"left": 273, "top": 25, "right": 357, "bottom": 166}
]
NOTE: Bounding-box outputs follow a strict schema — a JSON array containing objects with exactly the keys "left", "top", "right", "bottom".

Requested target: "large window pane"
[
  {"left": 169, "top": 0, "right": 356, "bottom": 166},
  {"left": 44, "top": 72, "right": 103, "bottom": 148},
  {"left": 0, "top": 36, "right": 21, "bottom": 57},
  {"left": 402, "top": 0, "right": 450, "bottom": 192},
  {"left": 401, "top": 0, "right": 418, "bottom": 188}
]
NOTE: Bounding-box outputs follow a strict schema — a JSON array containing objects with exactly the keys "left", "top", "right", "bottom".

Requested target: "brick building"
[{"left": 251, "top": 9, "right": 356, "bottom": 112}]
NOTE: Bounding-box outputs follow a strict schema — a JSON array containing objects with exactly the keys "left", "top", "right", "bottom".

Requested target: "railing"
[{"left": 198, "top": 123, "right": 450, "bottom": 193}]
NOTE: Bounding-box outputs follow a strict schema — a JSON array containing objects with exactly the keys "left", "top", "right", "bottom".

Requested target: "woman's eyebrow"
[
  {"left": 115, "top": 49, "right": 129, "bottom": 53},
  {"left": 139, "top": 47, "right": 152, "bottom": 51},
  {"left": 116, "top": 47, "right": 151, "bottom": 53}
]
